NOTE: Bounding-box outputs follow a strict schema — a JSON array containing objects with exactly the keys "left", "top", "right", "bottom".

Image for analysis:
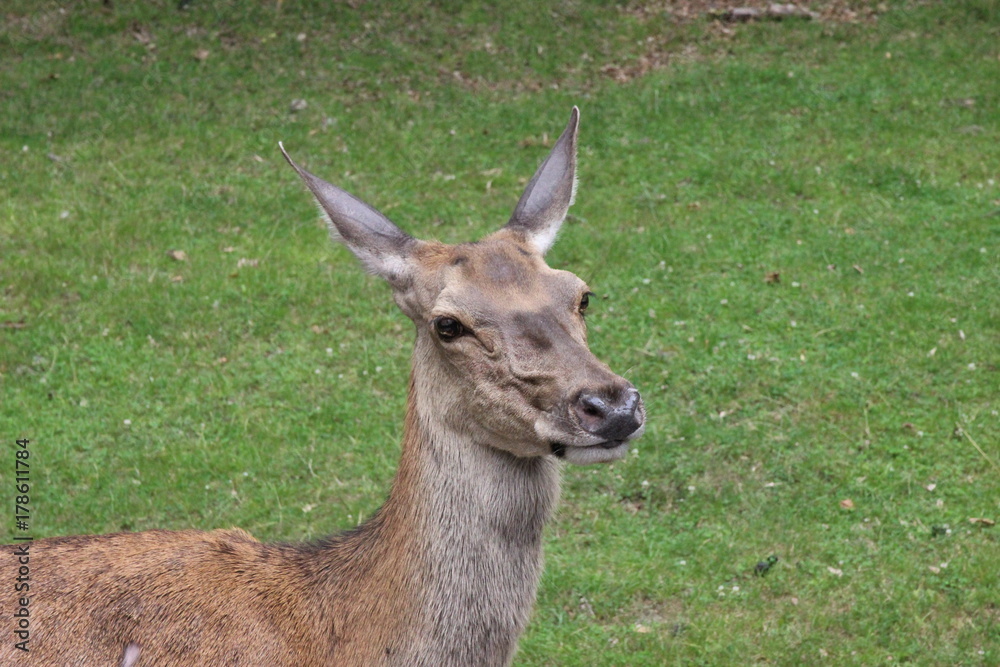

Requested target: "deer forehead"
[{"left": 415, "top": 238, "right": 585, "bottom": 319}]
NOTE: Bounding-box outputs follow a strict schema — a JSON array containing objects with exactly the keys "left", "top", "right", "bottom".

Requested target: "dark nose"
[{"left": 572, "top": 387, "right": 642, "bottom": 442}]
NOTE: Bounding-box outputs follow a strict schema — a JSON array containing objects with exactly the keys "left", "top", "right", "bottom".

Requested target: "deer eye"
[
  {"left": 579, "top": 292, "right": 594, "bottom": 315},
  {"left": 433, "top": 317, "right": 465, "bottom": 340}
]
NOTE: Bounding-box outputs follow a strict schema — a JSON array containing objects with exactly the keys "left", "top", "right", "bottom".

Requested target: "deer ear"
[
  {"left": 504, "top": 107, "right": 579, "bottom": 255},
  {"left": 280, "top": 143, "right": 417, "bottom": 288}
]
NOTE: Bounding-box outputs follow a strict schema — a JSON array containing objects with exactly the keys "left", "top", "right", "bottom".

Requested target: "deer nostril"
[
  {"left": 580, "top": 395, "right": 608, "bottom": 418},
  {"left": 573, "top": 392, "right": 613, "bottom": 433}
]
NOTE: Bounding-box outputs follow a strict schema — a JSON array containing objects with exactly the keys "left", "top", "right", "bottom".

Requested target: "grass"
[{"left": 2, "top": 0, "right": 998, "bottom": 664}]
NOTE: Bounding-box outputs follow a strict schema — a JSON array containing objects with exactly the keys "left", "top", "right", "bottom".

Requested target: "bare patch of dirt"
[
  {"left": 624, "top": 1, "right": 885, "bottom": 25},
  {"left": 603, "top": 1, "right": 886, "bottom": 82},
  {"left": 2, "top": 7, "right": 69, "bottom": 41},
  {"left": 607, "top": 595, "right": 688, "bottom": 636}
]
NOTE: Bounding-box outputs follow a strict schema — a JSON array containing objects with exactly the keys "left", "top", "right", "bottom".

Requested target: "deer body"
[{"left": 1, "top": 108, "right": 644, "bottom": 666}]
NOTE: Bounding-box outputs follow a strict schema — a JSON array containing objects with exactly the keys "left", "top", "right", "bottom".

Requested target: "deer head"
[{"left": 280, "top": 107, "right": 644, "bottom": 465}]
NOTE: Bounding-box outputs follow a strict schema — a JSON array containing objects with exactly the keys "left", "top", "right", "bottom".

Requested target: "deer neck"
[{"left": 374, "top": 351, "right": 562, "bottom": 664}]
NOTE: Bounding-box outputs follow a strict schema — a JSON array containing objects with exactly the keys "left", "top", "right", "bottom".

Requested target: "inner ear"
[
  {"left": 503, "top": 107, "right": 580, "bottom": 255},
  {"left": 280, "top": 142, "right": 418, "bottom": 289}
]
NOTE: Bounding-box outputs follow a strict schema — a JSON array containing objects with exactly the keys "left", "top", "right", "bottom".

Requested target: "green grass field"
[{"left": 2, "top": 1, "right": 998, "bottom": 664}]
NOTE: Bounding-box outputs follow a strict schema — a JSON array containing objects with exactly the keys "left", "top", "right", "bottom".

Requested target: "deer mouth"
[
  {"left": 549, "top": 438, "right": 632, "bottom": 464},
  {"left": 551, "top": 439, "right": 624, "bottom": 453}
]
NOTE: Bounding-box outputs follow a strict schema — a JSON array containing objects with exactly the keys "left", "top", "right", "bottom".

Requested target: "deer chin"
[{"left": 551, "top": 440, "right": 631, "bottom": 465}]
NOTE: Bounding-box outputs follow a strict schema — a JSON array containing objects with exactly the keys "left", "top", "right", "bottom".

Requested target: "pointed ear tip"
[
  {"left": 278, "top": 141, "right": 294, "bottom": 165},
  {"left": 563, "top": 107, "right": 580, "bottom": 144},
  {"left": 279, "top": 143, "right": 307, "bottom": 176}
]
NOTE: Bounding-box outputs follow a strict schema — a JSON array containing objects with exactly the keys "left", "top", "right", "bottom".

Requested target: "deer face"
[
  {"left": 281, "top": 108, "right": 645, "bottom": 464},
  {"left": 399, "top": 234, "right": 643, "bottom": 463}
]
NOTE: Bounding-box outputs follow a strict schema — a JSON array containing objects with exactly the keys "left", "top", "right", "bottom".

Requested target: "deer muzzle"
[{"left": 572, "top": 386, "right": 643, "bottom": 443}]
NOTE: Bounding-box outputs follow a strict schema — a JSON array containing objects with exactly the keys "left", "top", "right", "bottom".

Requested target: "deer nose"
[{"left": 572, "top": 387, "right": 642, "bottom": 442}]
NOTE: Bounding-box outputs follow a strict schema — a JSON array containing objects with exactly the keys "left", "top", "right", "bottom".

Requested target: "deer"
[{"left": 1, "top": 107, "right": 645, "bottom": 666}]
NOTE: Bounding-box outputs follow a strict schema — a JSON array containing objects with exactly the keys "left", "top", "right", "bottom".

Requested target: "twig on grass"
[{"left": 957, "top": 421, "right": 1000, "bottom": 473}]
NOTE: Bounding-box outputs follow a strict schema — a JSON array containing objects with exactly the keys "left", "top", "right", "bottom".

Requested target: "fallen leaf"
[
  {"left": 839, "top": 498, "right": 855, "bottom": 510},
  {"left": 925, "top": 483, "right": 937, "bottom": 492},
  {"left": 827, "top": 566, "right": 843, "bottom": 577},
  {"left": 193, "top": 48, "right": 210, "bottom": 61},
  {"left": 131, "top": 23, "right": 154, "bottom": 45},
  {"left": 290, "top": 98, "right": 308, "bottom": 112},
  {"left": 968, "top": 517, "right": 995, "bottom": 527},
  {"left": 764, "top": 271, "right": 780, "bottom": 284},
  {"left": 167, "top": 249, "right": 188, "bottom": 262}
]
